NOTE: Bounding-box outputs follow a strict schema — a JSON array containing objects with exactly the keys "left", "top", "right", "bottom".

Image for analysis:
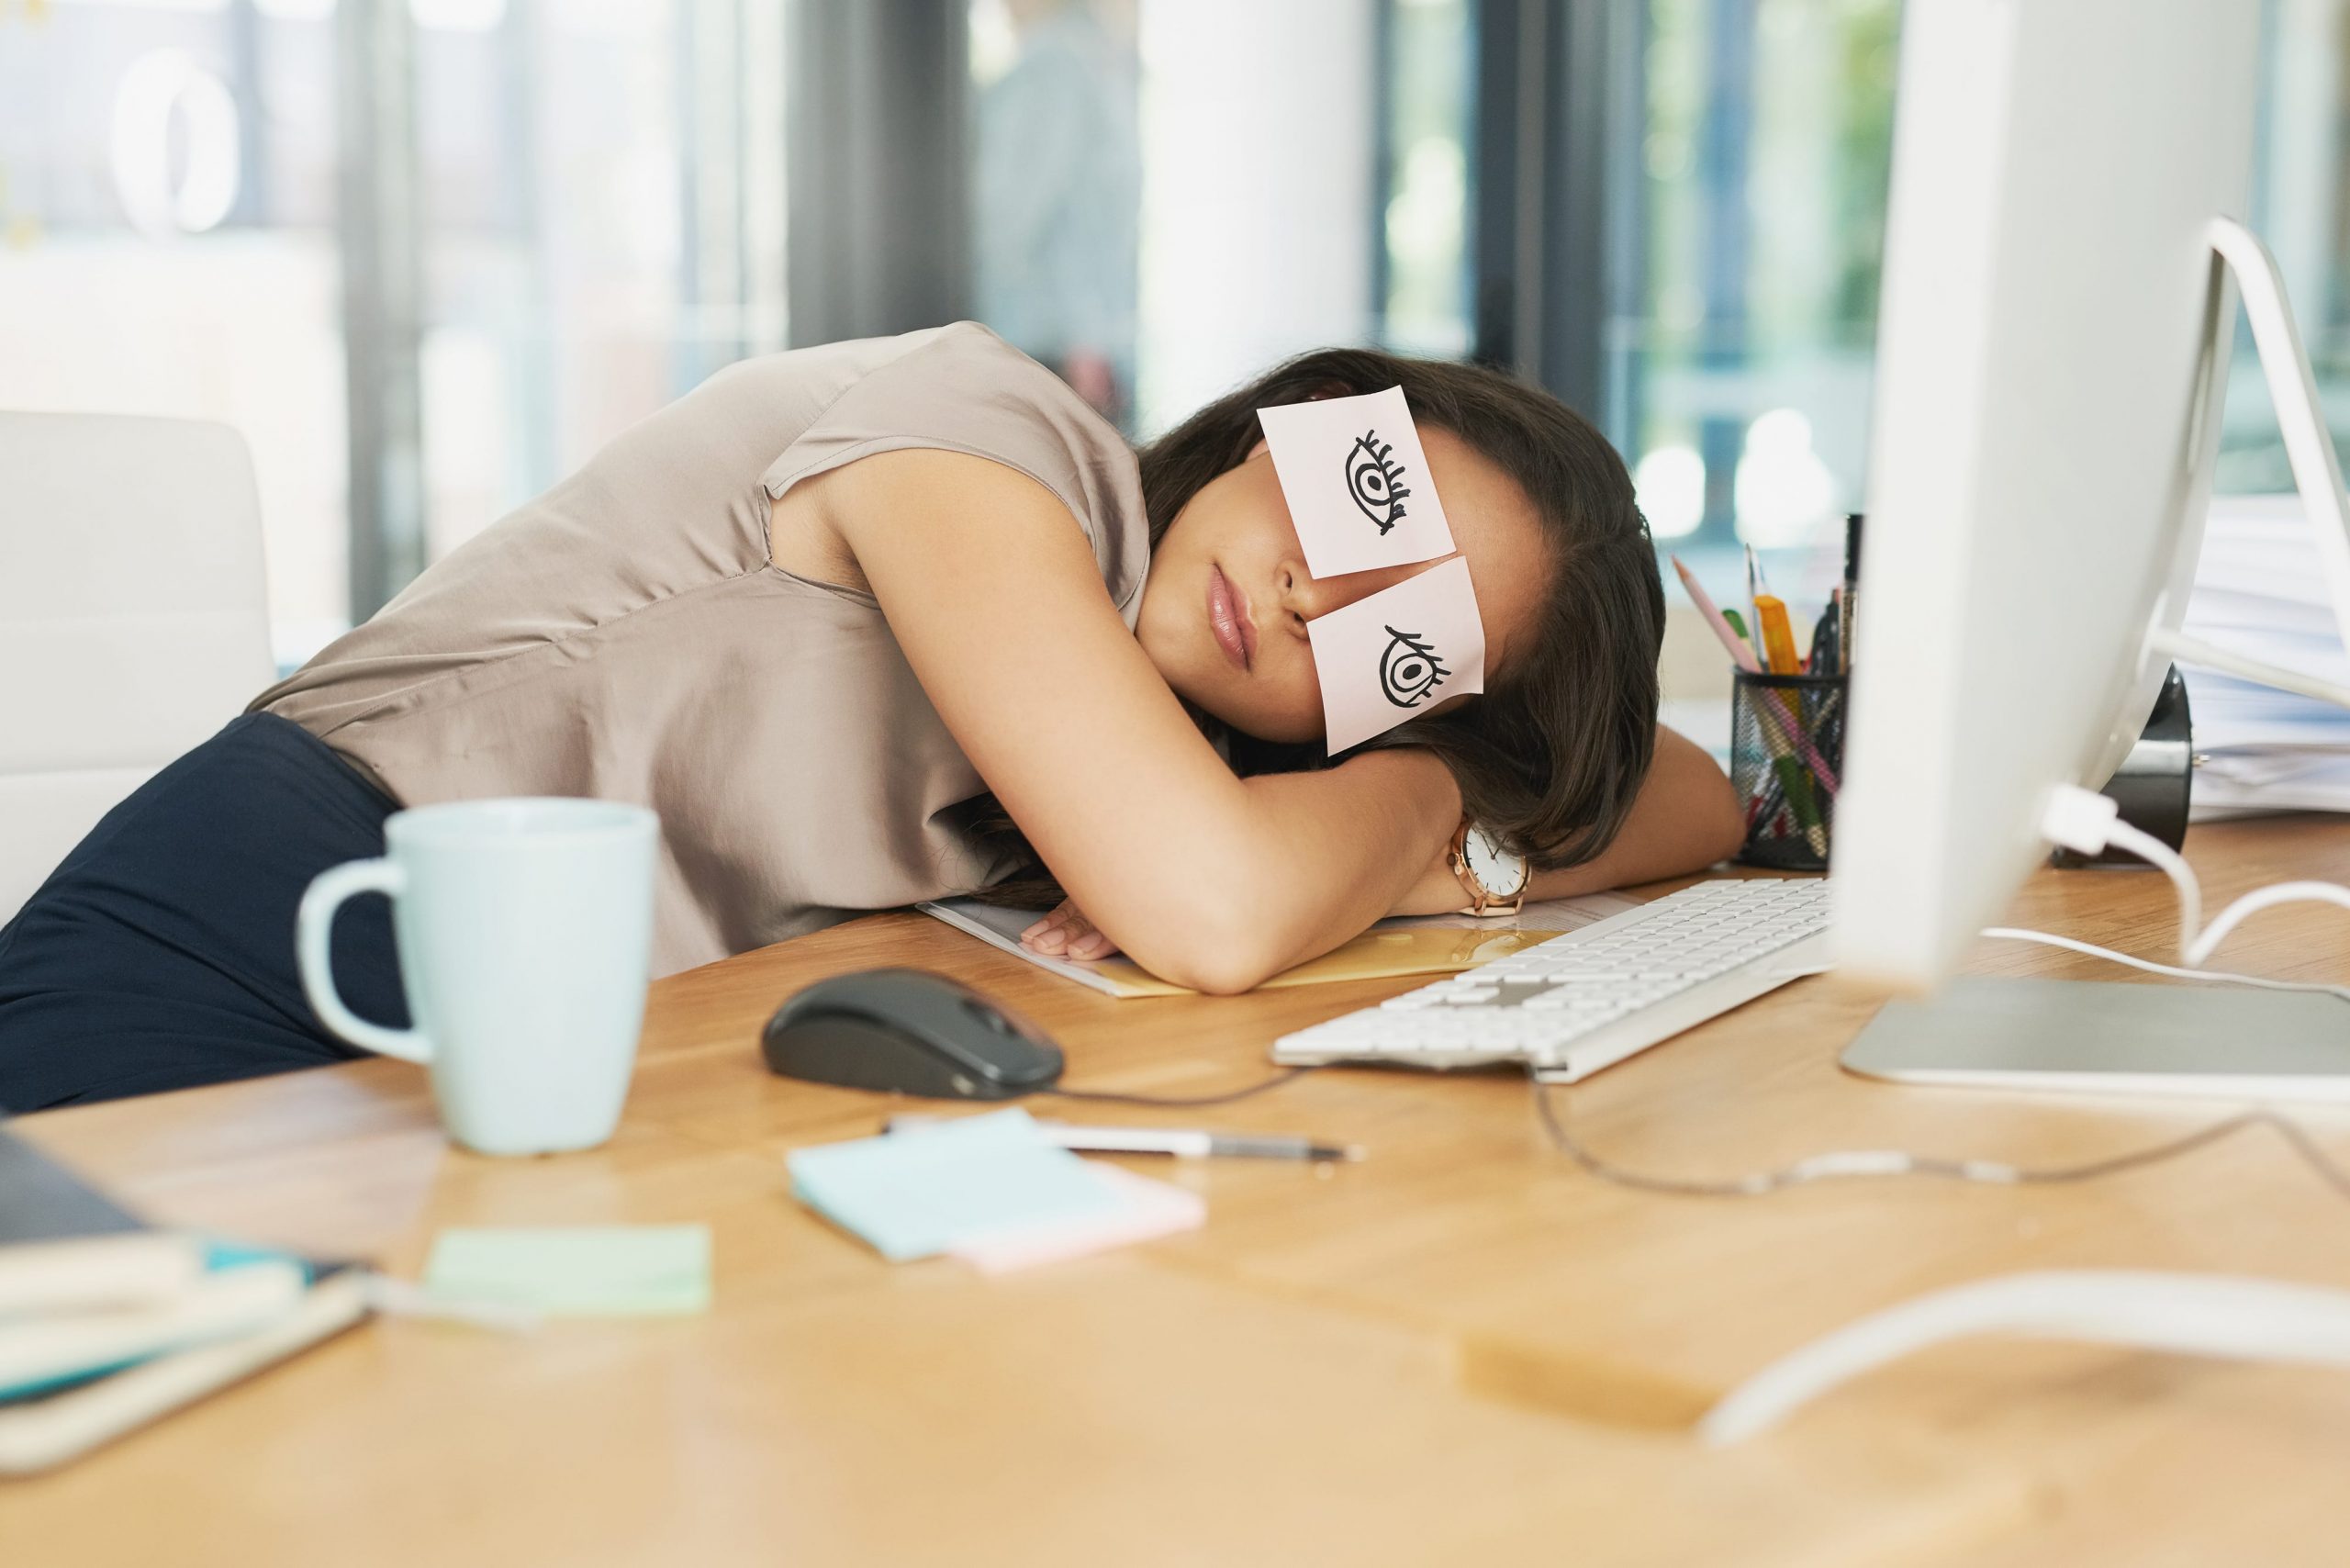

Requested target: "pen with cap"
[
  {"left": 1745, "top": 543, "right": 1769, "bottom": 655},
  {"left": 884, "top": 1114, "right": 1364, "bottom": 1164}
]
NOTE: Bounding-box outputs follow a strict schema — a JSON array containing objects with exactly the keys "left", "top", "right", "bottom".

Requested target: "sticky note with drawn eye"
[
  {"left": 1257, "top": 386, "right": 1458, "bottom": 579},
  {"left": 1304, "top": 555, "right": 1486, "bottom": 754}
]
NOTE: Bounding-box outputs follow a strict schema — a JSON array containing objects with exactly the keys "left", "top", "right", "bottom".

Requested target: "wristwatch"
[{"left": 1447, "top": 821, "right": 1529, "bottom": 918}]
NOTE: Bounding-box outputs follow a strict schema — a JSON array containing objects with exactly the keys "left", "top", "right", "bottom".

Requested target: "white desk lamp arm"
[
  {"left": 2146, "top": 219, "right": 2350, "bottom": 705},
  {"left": 1700, "top": 1270, "right": 2350, "bottom": 1446}
]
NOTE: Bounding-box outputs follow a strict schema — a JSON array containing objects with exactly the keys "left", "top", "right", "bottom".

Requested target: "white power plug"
[{"left": 2038, "top": 783, "right": 2122, "bottom": 858}]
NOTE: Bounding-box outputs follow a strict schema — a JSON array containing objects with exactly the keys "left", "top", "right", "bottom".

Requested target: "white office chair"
[{"left": 0, "top": 413, "right": 274, "bottom": 925}]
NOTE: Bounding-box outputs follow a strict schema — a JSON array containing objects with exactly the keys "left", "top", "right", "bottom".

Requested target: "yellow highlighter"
[{"left": 1752, "top": 594, "right": 1802, "bottom": 676}]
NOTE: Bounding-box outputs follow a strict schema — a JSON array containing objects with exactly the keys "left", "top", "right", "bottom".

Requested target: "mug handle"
[{"left": 297, "top": 857, "right": 433, "bottom": 1064}]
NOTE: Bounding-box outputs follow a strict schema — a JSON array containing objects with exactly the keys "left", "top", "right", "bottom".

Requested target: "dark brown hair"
[{"left": 970, "top": 347, "right": 1664, "bottom": 908}]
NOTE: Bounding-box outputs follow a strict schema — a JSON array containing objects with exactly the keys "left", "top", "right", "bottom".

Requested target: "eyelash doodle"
[
  {"left": 1304, "top": 536, "right": 1483, "bottom": 751},
  {"left": 1344, "top": 431, "right": 1411, "bottom": 533},
  {"left": 1257, "top": 386, "right": 1452, "bottom": 577},
  {"left": 1378, "top": 626, "right": 1449, "bottom": 708}
]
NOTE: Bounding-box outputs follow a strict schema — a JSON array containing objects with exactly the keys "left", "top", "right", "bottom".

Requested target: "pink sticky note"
[
  {"left": 1258, "top": 387, "right": 1457, "bottom": 578},
  {"left": 1305, "top": 556, "right": 1485, "bottom": 754},
  {"left": 949, "top": 1164, "right": 1206, "bottom": 1276}
]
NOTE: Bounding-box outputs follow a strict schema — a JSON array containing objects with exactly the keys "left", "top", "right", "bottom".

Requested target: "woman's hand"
[{"left": 1019, "top": 900, "right": 1122, "bottom": 961}]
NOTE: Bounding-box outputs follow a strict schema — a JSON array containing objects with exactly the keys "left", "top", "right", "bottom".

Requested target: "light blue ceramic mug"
[{"left": 297, "top": 798, "right": 660, "bottom": 1156}]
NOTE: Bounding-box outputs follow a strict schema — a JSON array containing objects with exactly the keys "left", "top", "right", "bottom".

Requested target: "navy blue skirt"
[{"left": 0, "top": 714, "right": 410, "bottom": 1113}]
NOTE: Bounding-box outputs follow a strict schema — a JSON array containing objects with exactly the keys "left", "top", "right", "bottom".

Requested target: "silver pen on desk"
[{"left": 884, "top": 1114, "right": 1363, "bottom": 1163}]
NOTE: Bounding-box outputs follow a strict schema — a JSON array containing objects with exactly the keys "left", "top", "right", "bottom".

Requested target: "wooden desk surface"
[{"left": 11, "top": 819, "right": 2350, "bottom": 1565}]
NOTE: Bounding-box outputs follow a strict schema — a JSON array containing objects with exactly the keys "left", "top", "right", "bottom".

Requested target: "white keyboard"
[{"left": 1273, "top": 879, "right": 1835, "bottom": 1083}]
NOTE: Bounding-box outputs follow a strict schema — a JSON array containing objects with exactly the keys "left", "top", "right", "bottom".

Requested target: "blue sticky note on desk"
[
  {"left": 788, "top": 1109, "right": 1124, "bottom": 1262},
  {"left": 423, "top": 1226, "right": 711, "bottom": 1316}
]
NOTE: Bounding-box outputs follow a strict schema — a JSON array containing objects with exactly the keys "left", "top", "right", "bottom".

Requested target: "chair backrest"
[{"left": 0, "top": 413, "right": 274, "bottom": 924}]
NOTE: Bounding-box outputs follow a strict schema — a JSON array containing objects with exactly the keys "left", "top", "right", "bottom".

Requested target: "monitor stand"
[
  {"left": 1841, "top": 218, "right": 2350, "bottom": 1102},
  {"left": 1842, "top": 978, "right": 2350, "bottom": 1102}
]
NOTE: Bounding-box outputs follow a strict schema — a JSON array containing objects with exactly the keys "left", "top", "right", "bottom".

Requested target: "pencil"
[{"left": 1671, "top": 555, "right": 1762, "bottom": 674}]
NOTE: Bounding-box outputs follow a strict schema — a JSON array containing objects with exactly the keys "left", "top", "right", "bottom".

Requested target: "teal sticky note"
[
  {"left": 787, "top": 1108, "right": 1124, "bottom": 1262},
  {"left": 423, "top": 1226, "right": 711, "bottom": 1316}
]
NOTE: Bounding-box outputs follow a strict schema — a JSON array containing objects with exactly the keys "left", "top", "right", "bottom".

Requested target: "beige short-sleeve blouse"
[{"left": 252, "top": 323, "right": 1149, "bottom": 975}]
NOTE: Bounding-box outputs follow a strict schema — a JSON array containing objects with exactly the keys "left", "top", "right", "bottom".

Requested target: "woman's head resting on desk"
[{"left": 1130, "top": 348, "right": 1664, "bottom": 870}]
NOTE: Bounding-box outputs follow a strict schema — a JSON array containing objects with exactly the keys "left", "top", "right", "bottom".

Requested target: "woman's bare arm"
[
  {"left": 1026, "top": 724, "right": 1743, "bottom": 959},
  {"left": 792, "top": 448, "right": 1461, "bottom": 993},
  {"left": 1383, "top": 723, "right": 1743, "bottom": 916}
]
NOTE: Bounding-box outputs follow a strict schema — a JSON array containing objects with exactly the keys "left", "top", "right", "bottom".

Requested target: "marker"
[
  {"left": 884, "top": 1115, "right": 1364, "bottom": 1164},
  {"left": 1753, "top": 593, "right": 1801, "bottom": 676}
]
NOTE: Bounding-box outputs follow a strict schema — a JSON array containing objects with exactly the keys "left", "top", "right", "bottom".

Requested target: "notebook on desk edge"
[{"left": 0, "top": 1125, "right": 372, "bottom": 1474}]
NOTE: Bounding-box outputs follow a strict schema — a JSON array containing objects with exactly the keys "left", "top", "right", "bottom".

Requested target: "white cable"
[
  {"left": 1530, "top": 1076, "right": 2350, "bottom": 1202},
  {"left": 2035, "top": 783, "right": 2350, "bottom": 973},
  {"left": 2097, "top": 814, "right": 2204, "bottom": 962},
  {"left": 2191, "top": 880, "right": 2350, "bottom": 967},
  {"left": 1979, "top": 926, "right": 2350, "bottom": 1003}
]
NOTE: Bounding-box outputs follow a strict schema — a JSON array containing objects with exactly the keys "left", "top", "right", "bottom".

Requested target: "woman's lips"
[{"left": 1208, "top": 565, "right": 1255, "bottom": 672}]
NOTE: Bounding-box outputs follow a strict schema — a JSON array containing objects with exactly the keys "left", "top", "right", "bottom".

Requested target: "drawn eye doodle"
[
  {"left": 1344, "top": 430, "right": 1411, "bottom": 533},
  {"left": 1378, "top": 625, "right": 1449, "bottom": 708}
]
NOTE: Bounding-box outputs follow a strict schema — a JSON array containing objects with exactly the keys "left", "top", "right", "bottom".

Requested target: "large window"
[
  {"left": 2222, "top": 0, "right": 2350, "bottom": 494},
  {"left": 1375, "top": 0, "right": 1475, "bottom": 359},
  {"left": 20, "top": 0, "right": 2350, "bottom": 660},
  {"left": 1615, "top": 0, "right": 2350, "bottom": 554},
  {"left": 0, "top": 0, "right": 784, "bottom": 659},
  {"left": 408, "top": 0, "right": 786, "bottom": 573},
  {"left": 0, "top": 0, "right": 349, "bottom": 654},
  {"left": 1619, "top": 0, "right": 1897, "bottom": 552}
]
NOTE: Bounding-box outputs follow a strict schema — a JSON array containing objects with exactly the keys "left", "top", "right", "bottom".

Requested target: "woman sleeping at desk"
[{"left": 0, "top": 323, "right": 1740, "bottom": 1112}]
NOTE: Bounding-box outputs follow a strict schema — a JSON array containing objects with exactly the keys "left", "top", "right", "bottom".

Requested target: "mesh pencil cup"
[{"left": 1729, "top": 670, "right": 1846, "bottom": 872}]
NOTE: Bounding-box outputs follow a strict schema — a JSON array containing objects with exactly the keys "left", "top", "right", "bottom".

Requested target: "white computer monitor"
[{"left": 1832, "top": 0, "right": 2265, "bottom": 989}]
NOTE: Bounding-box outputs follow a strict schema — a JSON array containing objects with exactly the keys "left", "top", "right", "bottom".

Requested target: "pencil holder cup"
[{"left": 1729, "top": 670, "right": 1846, "bottom": 873}]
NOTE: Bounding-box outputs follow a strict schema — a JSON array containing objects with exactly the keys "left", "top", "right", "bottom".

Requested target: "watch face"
[{"left": 1466, "top": 828, "right": 1524, "bottom": 894}]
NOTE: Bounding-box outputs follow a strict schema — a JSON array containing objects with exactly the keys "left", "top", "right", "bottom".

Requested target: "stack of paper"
[
  {"left": 787, "top": 1109, "right": 1203, "bottom": 1273},
  {"left": 0, "top": 1128, "right": 368, "bottom": 1474},
  {"left": 2179, "top": 496, "right": 2350, "bottom": 818}
]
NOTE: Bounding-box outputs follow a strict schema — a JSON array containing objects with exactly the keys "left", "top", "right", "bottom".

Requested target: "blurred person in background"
[{"left": 974, "top": 0, "right": 1141, "bottom": 423}]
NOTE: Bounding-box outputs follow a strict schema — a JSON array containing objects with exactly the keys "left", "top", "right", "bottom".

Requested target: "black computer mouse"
[{"left": 761, "top": 968, "right": 1064, "bottom": 1100}]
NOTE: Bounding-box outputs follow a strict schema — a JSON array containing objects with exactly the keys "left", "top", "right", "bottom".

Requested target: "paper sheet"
[{"left": 2177, "top": 495, "right": 2350, "bottom": 819}]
